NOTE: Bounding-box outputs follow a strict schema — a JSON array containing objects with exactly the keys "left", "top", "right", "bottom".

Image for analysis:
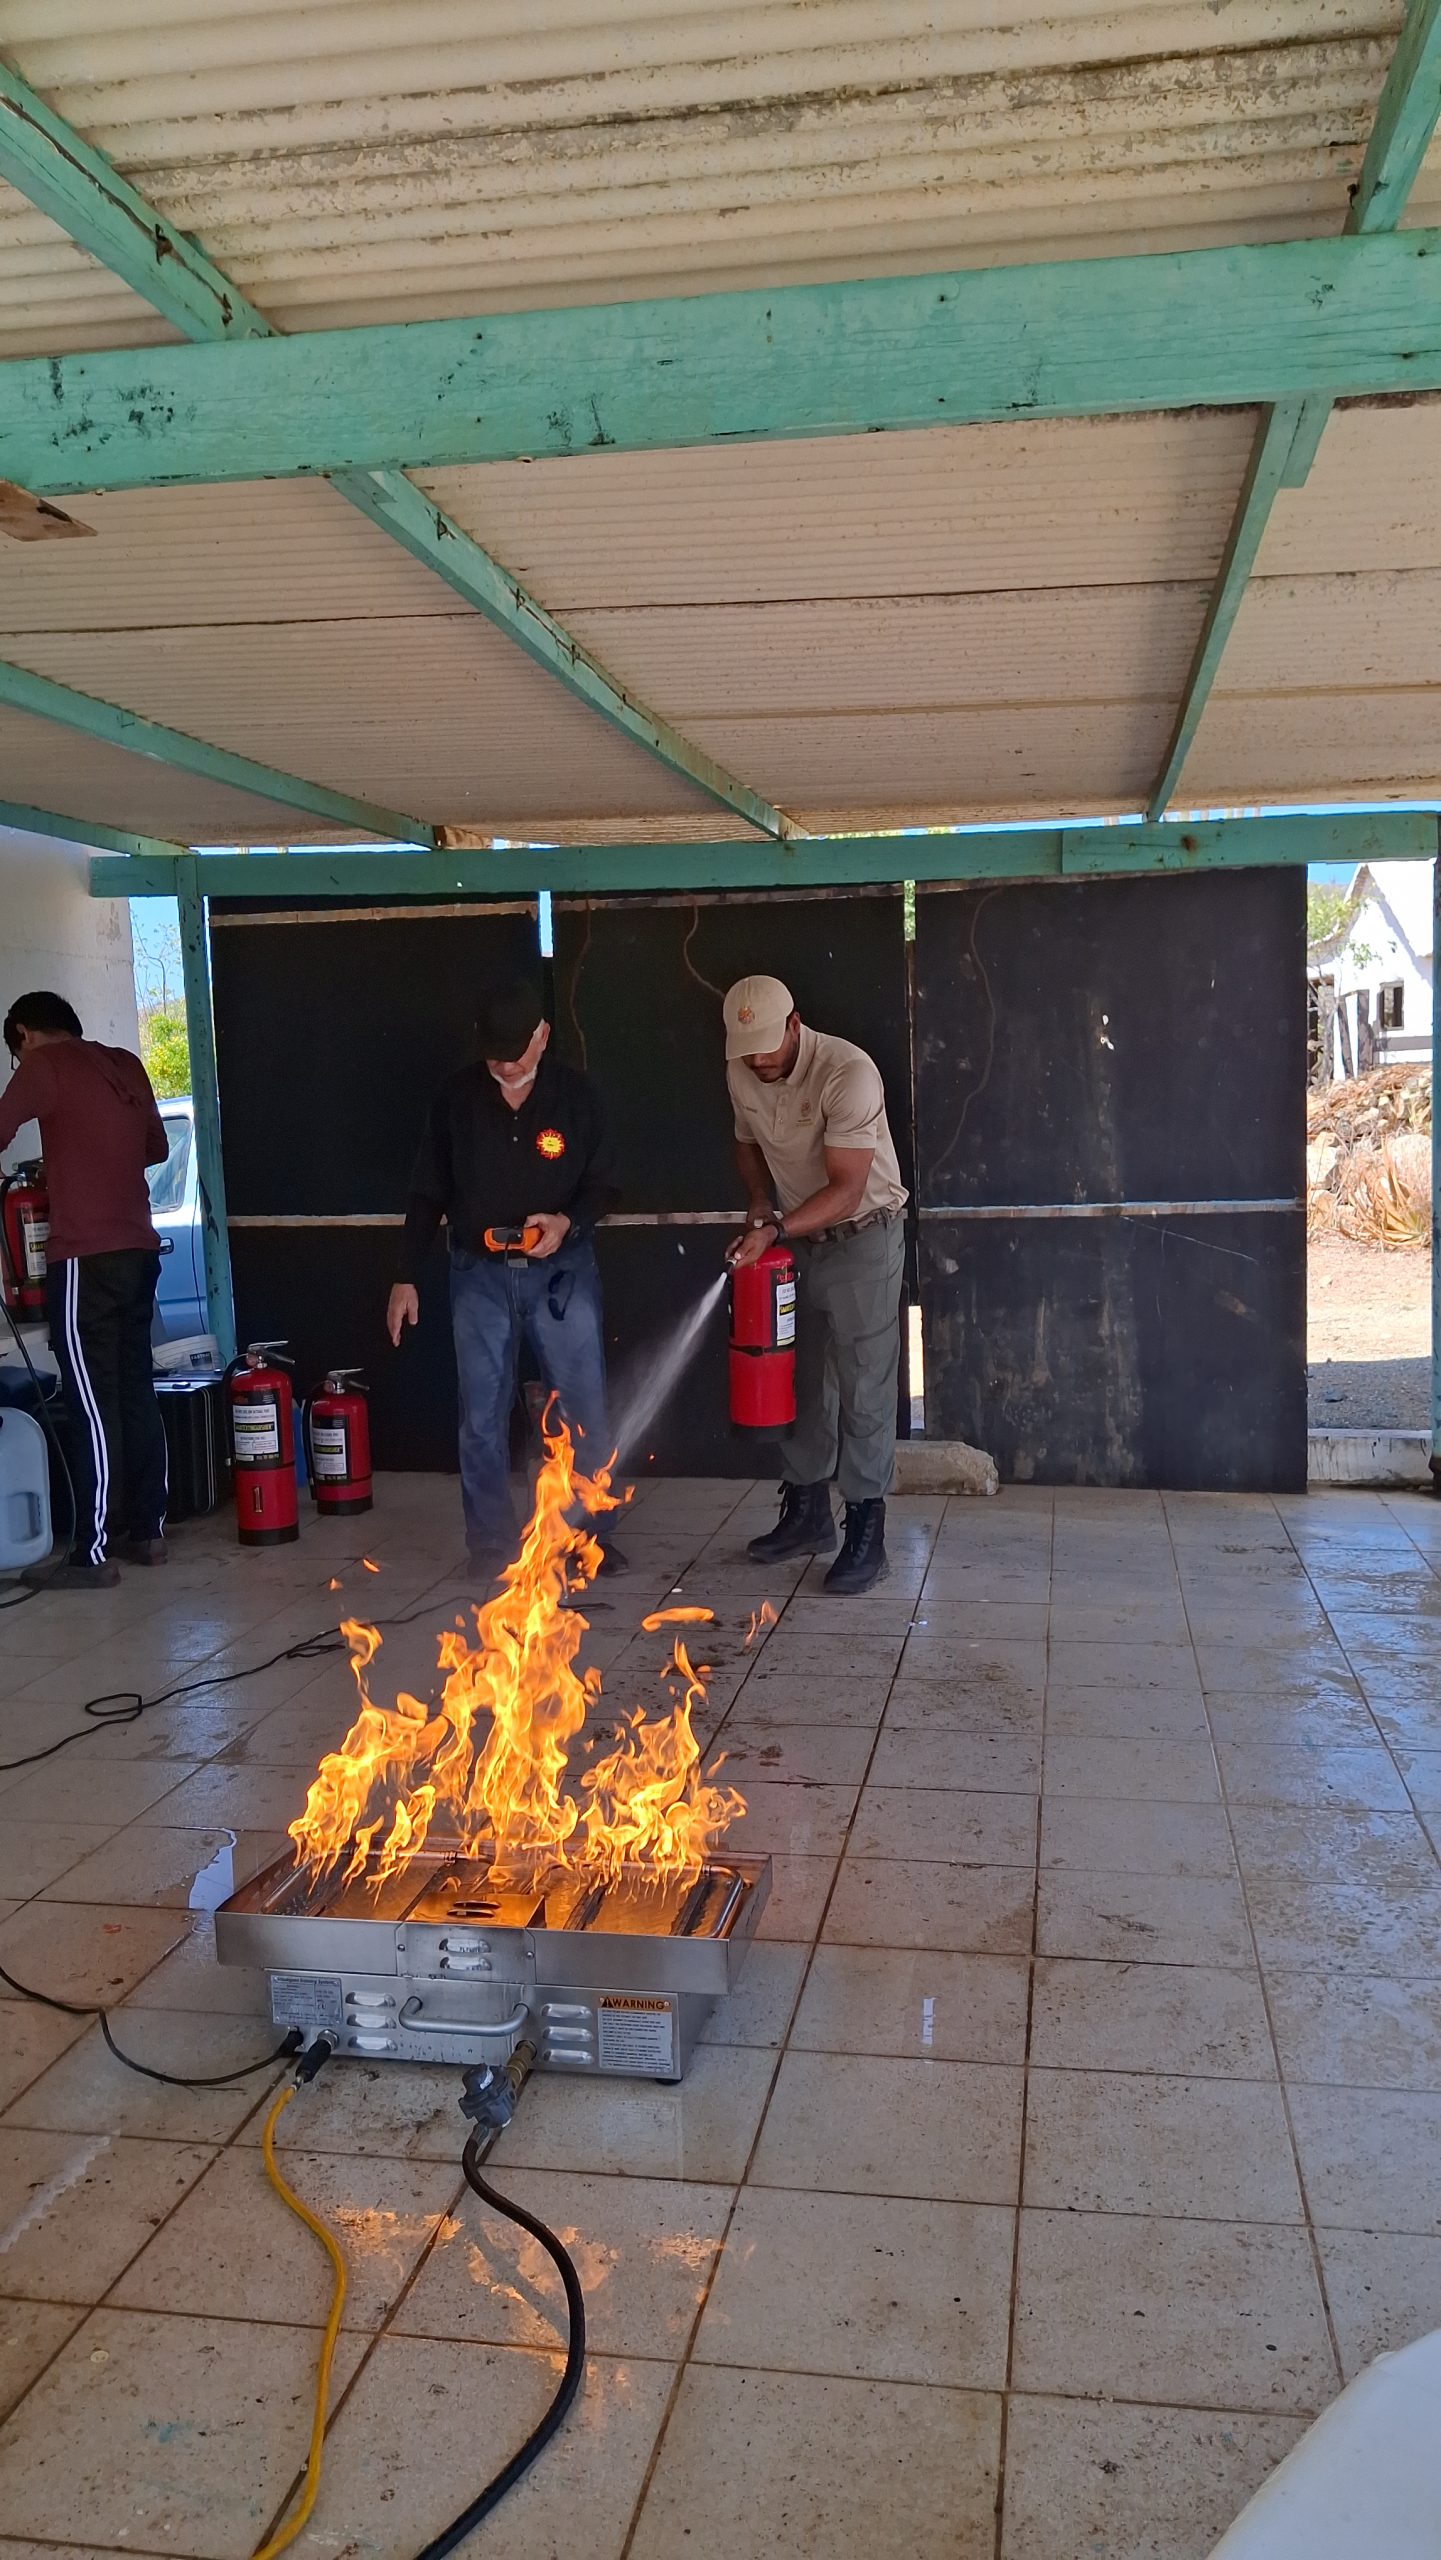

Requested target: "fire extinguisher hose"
[{"left": 251, "top": 2065, "right": 349, "bottom": 2560}]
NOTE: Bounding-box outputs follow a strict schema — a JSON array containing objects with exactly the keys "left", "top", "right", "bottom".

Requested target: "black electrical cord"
[
  {"left": 413, "top": 2126, "right": 587, "bottom": 2560},
  {"left": 0, "top": 1956, "right": 304, "bottom": 2087}
]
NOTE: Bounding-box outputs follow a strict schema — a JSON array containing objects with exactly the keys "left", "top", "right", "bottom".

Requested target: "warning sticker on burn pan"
[
  {"left": 269, "top": 1974, "right": 345, "bottom": 2038},
  {"left": 597, "top": 1993, "right": 677, "bottom": 2076}
]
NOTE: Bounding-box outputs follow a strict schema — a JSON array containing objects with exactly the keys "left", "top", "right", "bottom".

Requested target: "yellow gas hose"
[{"left": 251, "top": 2082, "right": 349, "bottom": 2560}]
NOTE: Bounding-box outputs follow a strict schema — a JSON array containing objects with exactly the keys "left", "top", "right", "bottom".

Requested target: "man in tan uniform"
[{"left": 724, "top": 975, "right": 907, "bottom": 1594}]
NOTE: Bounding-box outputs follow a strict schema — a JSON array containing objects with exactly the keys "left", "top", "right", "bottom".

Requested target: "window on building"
[{"left": 1379, "top": 982, "right": 1405, "bottom": 1031}]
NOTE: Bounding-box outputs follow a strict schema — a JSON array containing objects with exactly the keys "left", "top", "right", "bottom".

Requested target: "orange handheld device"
[{"left": 483, "top": 1222, "right": 546, "bottom": 1256}]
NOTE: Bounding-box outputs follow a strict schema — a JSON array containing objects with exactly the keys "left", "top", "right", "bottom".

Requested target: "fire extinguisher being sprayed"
[
  {"left": 0, "top": 1162, "right": 49, "bottom": 1321},
  {"left": 302, "top": 1369, "right": 373, "bottom": 1516},
  {"left": 728, "top": 1244, "right": 797, "bottom": 1429},
  {"left": 225, "top": 1342, "right": 299, "bottom": 1546}
]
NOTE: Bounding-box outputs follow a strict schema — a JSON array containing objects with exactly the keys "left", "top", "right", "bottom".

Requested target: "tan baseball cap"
[{"left": 723, "top": 974, "right": 794, "bottom": 1060}]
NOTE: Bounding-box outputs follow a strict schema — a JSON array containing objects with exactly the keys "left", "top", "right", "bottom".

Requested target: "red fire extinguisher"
[
  {"left": 729, "top": 1244, "right": 797, "bottom": 1429},
  {"left": 303, "top": 1369, "right": 373, "bottom": 1516},
  {"left": 0, "top": 1163, "right": 49, "bottom": 1320},
  {"left": 225, "top": 1342, "right": 299, "bottom": 1546}
]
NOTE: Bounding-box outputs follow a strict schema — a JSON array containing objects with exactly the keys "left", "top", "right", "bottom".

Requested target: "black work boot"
[
  {"left": 823, "top": 1499, "right": 889, "bottom": 1594},
  {"left": 746, "top": 1481, "right": 837, "bottom": 1565}
]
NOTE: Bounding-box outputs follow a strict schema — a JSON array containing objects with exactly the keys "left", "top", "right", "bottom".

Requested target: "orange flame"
[
  {"left": 287, "top": 1416, "right": 743, "bottom": 1893},
  {"left": 744, "top": 1601, "right": 779, "bottom": 1646},
  {"left": 640, "top": 1607, "right": 715, "bottom": 1631}
]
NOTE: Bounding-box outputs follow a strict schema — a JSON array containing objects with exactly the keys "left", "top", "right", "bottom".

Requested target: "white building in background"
[{"left": 1310, "top": 857, "right": 1435, "bottom": 1079}]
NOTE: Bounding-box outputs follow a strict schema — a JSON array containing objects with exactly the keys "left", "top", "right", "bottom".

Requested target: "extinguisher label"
[
  {"left": 233, "top": 1403, "right": 281, "bottom": 1459},
  {"left": 775, "top": 1280, "right": 796, "bottom": 1347},
  {"left": 22, "top": 1216, "right": 48, "bottom": 1281},
  {"left": 311, "top": 1423, "right": 348, "bottom": 1480}
]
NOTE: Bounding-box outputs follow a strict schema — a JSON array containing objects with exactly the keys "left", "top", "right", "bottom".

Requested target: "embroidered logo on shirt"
[
  {"left": 799, "top": 1101, "right": 814, "bottom": 1120},
  {"left": 536, "top": 1128, "right": 566, "bottom": 1159}
]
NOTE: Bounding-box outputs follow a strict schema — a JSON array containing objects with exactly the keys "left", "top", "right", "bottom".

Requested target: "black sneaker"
[
  {"left": 116, "top": 1537, "right": 168, "bottom": 1567},
  {"left": 746, "top": 1482, "right": 837, "bottom": 1565},
  {"left": 21, "top": 1559, "right": 122, "bottom": 1591},
  {"left": 822, "top": 1499, "right": 889, "bottom": 1595}
]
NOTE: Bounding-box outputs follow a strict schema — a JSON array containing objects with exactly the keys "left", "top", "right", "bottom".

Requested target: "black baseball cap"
[{"left": 477, "top": 979, "right": 546, "bottom": 1061}]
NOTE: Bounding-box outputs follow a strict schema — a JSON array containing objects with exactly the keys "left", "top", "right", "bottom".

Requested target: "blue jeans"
[{"left": 449, "top": 1239, "right": 612, "bottom": 1555}]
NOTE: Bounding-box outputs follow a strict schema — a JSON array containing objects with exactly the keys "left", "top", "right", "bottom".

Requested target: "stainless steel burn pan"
[{"left": 214, "top": 1846, "right": 771, "bottom": 2079}]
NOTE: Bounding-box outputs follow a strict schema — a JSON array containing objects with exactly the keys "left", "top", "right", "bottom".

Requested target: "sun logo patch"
[{"left": 536, "top": 1127, "right": 566, "bottom": 1160}]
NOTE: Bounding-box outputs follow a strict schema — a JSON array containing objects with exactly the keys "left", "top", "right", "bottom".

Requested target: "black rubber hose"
[
  {"left": 413, "top": 2128, "right": 587, "bottom": 2560},
  {"left": 0, "top": 1956, "right": 302, "bottom": 2087}
]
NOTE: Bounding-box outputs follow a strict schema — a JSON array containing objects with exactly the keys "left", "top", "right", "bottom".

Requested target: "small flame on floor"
[{"left": 640, "top": 1607, "right": 715, "bottom": 1631}]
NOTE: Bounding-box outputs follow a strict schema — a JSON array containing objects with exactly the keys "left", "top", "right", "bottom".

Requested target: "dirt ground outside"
[{"left": 1308, "top": 1233, "right": 1432, "bottom": 1429}]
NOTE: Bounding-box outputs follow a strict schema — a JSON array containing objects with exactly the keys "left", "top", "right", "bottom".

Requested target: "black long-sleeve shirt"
[{"left": 397, "top": 1054, "right": 620, "bottom": 1280}]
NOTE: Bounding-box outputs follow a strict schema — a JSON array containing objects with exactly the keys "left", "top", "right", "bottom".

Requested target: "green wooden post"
[
  {"left": 176, "top": 873, "right": 235, "bottom": 1365},
  {"left": 1433, "top": 848, "right": 1440, "bottom": 1487}
]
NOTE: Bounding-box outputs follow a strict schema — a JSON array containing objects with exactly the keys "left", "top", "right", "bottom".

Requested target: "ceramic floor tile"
[
  {"left": 1194, "top": 1644, "right": 1360, "bottom": 1700},
  {"left": 1037, "top": 1872, "right": 1253, "bottom": 1967},
  {"left": 1248, "top": 1877, "right": 1441, "bottom": 1975},
  {"left": 885, "top": 1678, "right": 1044, "bottom": 1734},
  {"left": 393, "top": 2168, "right": 731, "bottom": 2356},
  {"left": 1043, "top": 1687, "right": 1211, "bottom": 1741},
  {"left": 694, "top": 2186, "right": 1014, "bottom": 2386},
  {"left": 0, "top": 2127, "right": 214, "bottom": 2301},
  {"left": 0, "top": 2002, "right": 88, "bottom": 2114},
  {"left": 848, "top": 1785, "right": 1037, "bottom": 1866},
  {"left": 899, "top": 1637, "right": 1049, "bottom": 1695},
  {"left": 1042, "top": 1737, "right": 1220, "bottom": 1803},
  {"left": 867, "top": 1727, "right": 1040, "bottom": 1793},
  {"left": 1029, "top": 1959, "right": 1274, "bottom": 2079},
  {"left": 1045, "top": 1643, "right": 1201, "bottom": 1699},
  {"left": 1315, "top": 2227, "right": 1441, "bottom": 2381},
  {"left": 0, "top": 1819, "right": 122, "bottom": 1897},
  {"left": 1, "top": 2012, "right": 291, "bottom": 2143},
  {"left": 37, "top": 1822, "right": 283, "bottom": 1911},
  {"left": 748, "top": 1632, "right": 906, "bottom": 1684},
  {"left": 630, "top": 2365, "right": 1001, "bottom": 2560},
  {"left": 1267, "top": 1970, "right": 1441, "bottom": 2090},
  {"left": 753, "top": 1851, "right": 840, "bottom": 1943},
  {"left": 0, "top": 2306, "right": 364, "bottom": 2560},
  {"left": 909, "top": 1600, "right": 1049, "bottom": 1642},
  {"left": 722, "top": 1674, "right": 891, "bottom": 1725},
  {"left": 1229, "top": 1803, "right": 1438, "bottom": 1885},
  {"left": 699, "top": 1941, "right": 807, "bottom": 2047},
  {"left": 293, "top": 2335, "right": 673, "bottom": 2560},
  {"left": 720, "top": 1780, "right": 858, "bottom": 1858},
  {"left": 1288, "top": 2083, "right": 1441, "bottom": 2232},
  {"left": 710, "top": 1722, "right": 875, "bottom": 1787},
  {"left": 824, "top": 1857, "right": 1035, "bottom": 1955},
  {"left": 496, "top": 2042, "right": 775, "bottom": 2185},
  {"left": 111, "top": 2145, "right": 460, "bottom": 2329},
  {"left": 1394, "top": 1748, "right": 1441, "bottom": 1809},
  {"left": 1205, "top": 1691, "right": 1382, "bottom": 1748},
  {"left": 1041, "top": 1798, "right": 1236, "bottom": 1879},
  {"left": 1025, "top": 2068, "right": 1301, "bottom": 2220},
  {"left": 1216, "top": 1743, "right": 1411, "bottom": 1812},
  {"left": 117, "top": 1913, "right": 269, "bottom": 2016},
  {"left": 1000, "top": 2395, "right": 1306, "bottom": 2560},
  {"left": 1012, "top": 2210, "right": 1335, "bottom": 2412},
  {"left": 0, "top": 2301, "right": 85, "bottom": 2426},
  {"left": 0, "top": 1900, "right": 188, "bottom": 2005},
  {"left": 128, "top": 1762, "right": 319, "bottom": 1830},
  {"left": 0, "top": 1755, "right": 202, "bottom": 1826},
  {"left": 792, "top": 1945, "right": 1029, "bottom": 2064},
  {"left": 752, "top": 2051, "right": 1023, "bottom": 2203}
]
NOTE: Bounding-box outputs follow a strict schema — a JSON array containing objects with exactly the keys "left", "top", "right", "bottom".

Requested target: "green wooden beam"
[
  {"left": 84, "top": 813, "right": 1439, "bottom": 902},
  {"left": 1149, "top": 0, "right": 1441, "bottom": 814},
  {"left": 0, "top": 63, "right": 789, "bottom": 841},
  {"left": 176, "top": 872, "right": 236, "bottom": 1364},
  {"left": 1145, "top": 403, "right": 1304, "bottom": 821},
  {"left": 4, "top": 232, "right": 1441, "bottom": 497},
  {"left": 0, "top": 795, "right": 186, "bottom": 860},
  {"left": 0, "top": 656, "right": 434, "bottom": 843}
]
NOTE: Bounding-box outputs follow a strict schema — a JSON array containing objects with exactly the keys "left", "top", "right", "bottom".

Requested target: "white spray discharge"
[{"left": 610, "top": 1271, "right": 728, "bottom": 1470}]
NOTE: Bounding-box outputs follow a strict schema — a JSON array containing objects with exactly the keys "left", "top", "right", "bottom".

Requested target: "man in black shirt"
[{"left": 387, "top": 980, "right": 624, "bottom": 1579}]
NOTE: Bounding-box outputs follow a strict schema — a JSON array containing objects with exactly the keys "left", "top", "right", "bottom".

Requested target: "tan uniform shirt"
[{"left": 729, "top": 1024, "right": 908, "bottom": 1219}]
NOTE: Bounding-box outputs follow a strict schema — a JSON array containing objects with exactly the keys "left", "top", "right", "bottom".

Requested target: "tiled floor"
[{"left": 2, "top": 1473, "right": 1441, "bottom": 2557}]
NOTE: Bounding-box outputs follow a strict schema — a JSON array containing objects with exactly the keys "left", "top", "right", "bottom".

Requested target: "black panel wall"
[
  {"left": 211, "top": 898, "right": 539, "bottom": 1471},
  {"left": 551, "top": 891, "right": 911, "bottom": 1476},
  {"left": 914, "top": 869, "right": 1307, "bottom": 1490}
]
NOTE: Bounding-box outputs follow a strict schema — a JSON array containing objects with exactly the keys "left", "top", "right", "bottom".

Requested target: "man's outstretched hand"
[{"left": 387, "top": 1282, "right": 419, "bottom": 1346}]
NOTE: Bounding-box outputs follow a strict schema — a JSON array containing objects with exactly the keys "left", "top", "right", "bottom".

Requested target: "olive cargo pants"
[{"left": 778, "top": 1214, "right": 905, "bottom": 1503}]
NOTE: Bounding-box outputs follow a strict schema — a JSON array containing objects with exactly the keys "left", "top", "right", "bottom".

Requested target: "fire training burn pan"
[{"left": 215, "top": 1844, "right": 771, "bottom": 2082}]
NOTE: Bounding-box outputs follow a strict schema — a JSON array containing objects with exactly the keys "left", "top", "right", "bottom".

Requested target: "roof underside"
[{"left": 0, "top": 1, "right": 1438, "bottom": 848}]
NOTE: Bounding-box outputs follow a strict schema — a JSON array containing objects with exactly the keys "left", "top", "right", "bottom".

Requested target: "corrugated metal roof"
[
  {"left": 0, "top": 3, "right": 1402, "bottom": 351},
  {"left": 0, "top": 701, "right": 349, "bottom": 840},
  {"left": 418, "top": 412, "right": 1258, "bottom": 609},
  {"left": 1255, "top": 400, "right": 1441, "bottom": 575}
]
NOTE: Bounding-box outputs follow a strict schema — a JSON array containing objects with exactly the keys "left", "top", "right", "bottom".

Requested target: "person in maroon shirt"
[{"left": 0, "top": 990, "right": 170, "bottom": 1588}]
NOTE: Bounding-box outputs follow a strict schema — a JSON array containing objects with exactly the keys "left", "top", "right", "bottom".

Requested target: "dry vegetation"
[{"left": 1306, "top": 1065, "right": 1432, "bottom": 1249}]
